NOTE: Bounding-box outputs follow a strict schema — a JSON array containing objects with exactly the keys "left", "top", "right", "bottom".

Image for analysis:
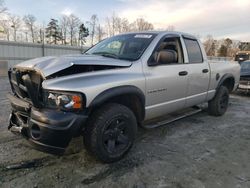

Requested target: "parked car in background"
[
  {"left": 235, "top": 51, "right": 250, "bottom": 64},
  {"left": 238, "top": 60, "right": 250, "bottom": 92}
]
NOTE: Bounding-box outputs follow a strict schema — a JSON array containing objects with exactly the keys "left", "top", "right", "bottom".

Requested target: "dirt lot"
[{"left": 0, "top": 77, "right": 250, "bottom": 188}]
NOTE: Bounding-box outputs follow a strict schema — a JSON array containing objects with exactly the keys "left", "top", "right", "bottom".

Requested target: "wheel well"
[
  {"left": 92, "top": 94, "right": 145, "bottom": 122},
  {"left": 221, "top": 77, "right": 235, "bottom": 92}
]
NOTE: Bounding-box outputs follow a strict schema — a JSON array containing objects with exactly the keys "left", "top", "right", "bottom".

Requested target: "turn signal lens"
[{"left": 72, "top": 95, "right": 82, "bottom": 109}]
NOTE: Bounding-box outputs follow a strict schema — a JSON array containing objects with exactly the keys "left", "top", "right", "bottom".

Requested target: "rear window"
[{"left": 184, "top": 38, "right": 203, "bottom": 63}]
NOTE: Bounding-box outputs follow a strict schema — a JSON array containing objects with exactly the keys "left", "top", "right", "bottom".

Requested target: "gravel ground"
[{"left": 0, "top": 76, "right": 250, "bottom": 188}]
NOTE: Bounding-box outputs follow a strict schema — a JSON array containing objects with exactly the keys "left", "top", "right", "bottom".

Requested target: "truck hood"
[{"left": 15, "top": 54, "right": 132, "bottom": 78}]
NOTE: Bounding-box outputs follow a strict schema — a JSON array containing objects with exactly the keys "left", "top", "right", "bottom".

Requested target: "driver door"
[{"left": 143, "top": 35, "right": 189, "bottom": 120}]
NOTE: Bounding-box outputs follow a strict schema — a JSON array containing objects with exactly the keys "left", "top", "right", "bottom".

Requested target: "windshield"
[
  {"left": 241, "top": 61, "right": 250, "bottom": 71},
  {"left": 85, "top": 33, "right": 157, "bottom": 61}
]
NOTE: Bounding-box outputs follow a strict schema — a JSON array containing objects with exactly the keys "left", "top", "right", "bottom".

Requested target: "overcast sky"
[{"left": 5, "top": 0, "right": 250, "bottom": 41}]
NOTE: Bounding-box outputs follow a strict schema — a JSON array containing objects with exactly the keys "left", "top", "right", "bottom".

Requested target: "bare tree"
[
  {"left": 224, "top": 38, "right": 233, "bottom": 57},
  {"left": 105, "top": 13, "right": 117, "bottom": 37},
  {"left": 67, "top": 14, "right": 80, "bottom": 46},
  {"left": 38, "top": 25, "right": 45, "bottom": 44},
  {"left": 114, "top": 16, "right": 122, "bottom": 34},
  {"left": 203, "top": 35, "right": 217, "bottom": 56},
  {"left": 228, "top": 40, "right": 240, "bottom": 57},
  {"left": 111, "top": 13, "right": 116, "bottom": 36},
  {"left": 105, "top": 13, "right": 131, "bottom": 36},
  {"left": 0, "top": 0, "right": 8, "bottom": 39},
  {"left": 88, "top": 14, "right": 98, "bottom": 46},
  {"left": 121, "top": 18, "right": 131, "bottom": 33},
  {"left": 217, "top": 38, "right": 235, "bottom": 57},
  {"left": 96, "top": 24, "right": 105, "bottom": 42},
  {"left": 105, "top": 17, "right": 112, "bottom": 37},
  {"left": 60, "top": 15, "right": 69, "bottom": 44},
  {"left": 132, "top": 18, "right": 154, "bottom": 31},
  {"left": 166, "top": 25, "right": 175, "bottom": 31},
  {"left": 23, "top": 14, "right": 36, "bottom": 42},
  {"left": 9, "top": 15, "right": 22, "bottom": 41},
  {"left": 0, "top": 0, "right": 7, "bottom": 15},
  {"left": 0, "top": 19, "right": 11, "bottom": 40}
]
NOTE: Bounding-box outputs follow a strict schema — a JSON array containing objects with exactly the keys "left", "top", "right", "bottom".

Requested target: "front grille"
[
  {"left": 8, "top": 68, "right": 43, "bottom": 106},
  {"left": 9, "top": 70, "right": 28, "bottom": 99}
]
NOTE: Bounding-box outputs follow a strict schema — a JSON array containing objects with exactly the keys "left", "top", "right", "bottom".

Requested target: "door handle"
[
  {"left": 179, "top": 71, "right": 188, "bottom": 76},
  {"left": 202, "top": 69, "right": 209, "bottom": 73}
]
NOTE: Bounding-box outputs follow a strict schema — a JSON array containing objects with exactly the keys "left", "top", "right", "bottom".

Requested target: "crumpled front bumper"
[{"left": 7, "top": 93, "right": 88, "bottom": 154}]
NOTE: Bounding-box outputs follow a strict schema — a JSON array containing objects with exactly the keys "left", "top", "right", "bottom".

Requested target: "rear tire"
[
  {"left": 208, "top": 86, "right": 229, "bottom": 116},
  {"left": 83, "top": 103, "right": 137, "bottom": 163}
]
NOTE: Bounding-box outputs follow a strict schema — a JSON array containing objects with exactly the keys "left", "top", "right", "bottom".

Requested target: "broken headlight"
[{"left": 43, "top": 90, "right": 83, "bottom": 111}]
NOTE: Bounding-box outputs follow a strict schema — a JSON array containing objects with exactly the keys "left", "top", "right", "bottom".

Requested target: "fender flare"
[
  {"left": 89, "top": 86, "right": 145, "bottom": 117},
  {"left": 216, "top": 73, "right": 235, "bottom": 91}
]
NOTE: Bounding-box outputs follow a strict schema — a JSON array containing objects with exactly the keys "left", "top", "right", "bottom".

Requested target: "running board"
[{"left": 142, "top": 107, "right": 202, "bottom": 129}]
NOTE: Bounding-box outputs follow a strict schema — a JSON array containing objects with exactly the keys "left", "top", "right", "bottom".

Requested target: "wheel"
[
  {"left": 83, "top": 103, "right": 137, "bottom": 163},
  {"left": 208, "top": 86, "right": 229, "bottom": 116}
]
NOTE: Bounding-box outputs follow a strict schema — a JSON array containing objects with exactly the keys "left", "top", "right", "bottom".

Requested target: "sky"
[{"left": 4, "top": 0, "right": 250, "bottom": 41}]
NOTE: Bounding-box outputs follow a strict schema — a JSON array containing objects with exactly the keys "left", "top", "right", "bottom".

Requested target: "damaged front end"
[
  {"left": 8, "top": 68, "right": 42, "bottom": 134},
  {"left": 7, "top": 54, "right": 132, "bottom": 154},
  {"left": 7, "top": 68, "right": 88, "bottom": 154}
]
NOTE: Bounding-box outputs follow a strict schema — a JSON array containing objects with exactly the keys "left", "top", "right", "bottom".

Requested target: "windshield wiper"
[{"left": 92, "top": 52, "right": 118, "bottom": 59}]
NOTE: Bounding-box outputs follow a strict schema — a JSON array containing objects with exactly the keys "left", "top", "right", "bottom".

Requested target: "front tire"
[
  {"left": 83, "top": 103, "right": 137, "bottom": 163},
  {"left": 208, "top": 86, "right": 229, "bottom": 116}
]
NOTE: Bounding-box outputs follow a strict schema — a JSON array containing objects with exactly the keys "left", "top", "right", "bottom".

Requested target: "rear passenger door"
[{"left": 182, "top": 36, "right": 210, "bottom": 107}]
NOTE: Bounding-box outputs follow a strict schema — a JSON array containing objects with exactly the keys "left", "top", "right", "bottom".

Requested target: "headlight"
[{"left": 43, "top": 90, "right": 84, "bottom": 111}]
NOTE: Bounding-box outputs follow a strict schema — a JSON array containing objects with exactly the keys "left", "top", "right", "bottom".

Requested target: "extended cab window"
[
  {"left": 149, "top": 37, "right": 184, "bottom": 65},
  {"left": 184, "top": 38, "right": 203, "bottom": 63}
]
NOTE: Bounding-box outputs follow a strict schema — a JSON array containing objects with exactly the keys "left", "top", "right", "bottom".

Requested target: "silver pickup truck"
[{"left": 7, "top": 31, "right": 240, "bottom": 163}]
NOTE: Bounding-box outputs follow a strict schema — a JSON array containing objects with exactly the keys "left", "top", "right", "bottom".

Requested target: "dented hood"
[{"left": 15, "top": 54, "right": 132, "bottom": 78}]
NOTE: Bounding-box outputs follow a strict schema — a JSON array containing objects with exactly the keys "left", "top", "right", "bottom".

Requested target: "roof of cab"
[{"left": 116, "top": 30, "right": 197, "bottom": 39}]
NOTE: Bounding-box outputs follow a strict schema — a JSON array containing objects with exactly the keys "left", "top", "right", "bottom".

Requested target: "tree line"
[
  {"left": 0, "top": 0, "right": 155, "bottom": 46},
  {"left": 203, "top": 35, "right": 250, "bottom": 57}
]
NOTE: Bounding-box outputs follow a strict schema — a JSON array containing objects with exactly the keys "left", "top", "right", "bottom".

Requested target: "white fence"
[{"left": 0, "top": 41, "right": 89, "bottom": 76}]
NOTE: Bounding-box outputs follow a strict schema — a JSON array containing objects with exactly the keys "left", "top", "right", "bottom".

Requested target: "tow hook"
[
  {"left": 8, "top": 113, "right": 24, "bottom": 134},
  {"left": 9, "top": 126, "right": 23, "bottom": 133}
]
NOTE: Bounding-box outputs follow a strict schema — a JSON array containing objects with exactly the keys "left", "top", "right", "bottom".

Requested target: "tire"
[
  {"left": 208, "top": 86, "right": 229, "bottom": 116},
  {"left": 83, "top": 103, "right": 137, "bottom": 163}
]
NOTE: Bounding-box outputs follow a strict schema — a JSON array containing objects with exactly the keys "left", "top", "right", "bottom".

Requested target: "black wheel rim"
[
  {"left": 220, "top": 93, "right": 229, "bottom": 111},
  {"left": 102, "top": 116, "right": 130, "bottom": 154}
]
